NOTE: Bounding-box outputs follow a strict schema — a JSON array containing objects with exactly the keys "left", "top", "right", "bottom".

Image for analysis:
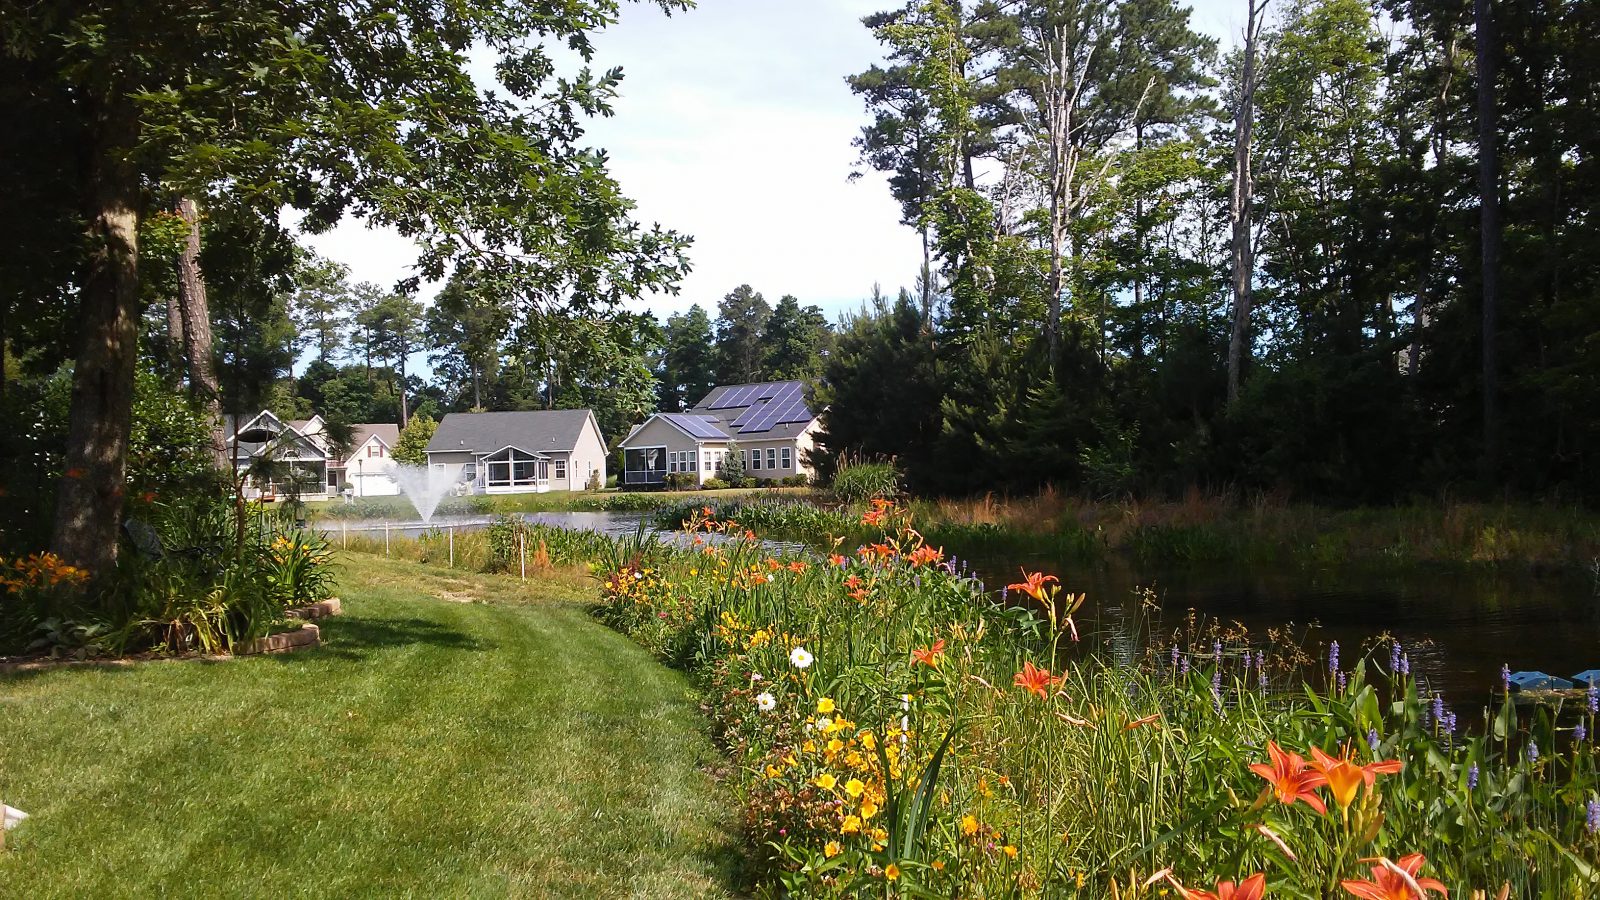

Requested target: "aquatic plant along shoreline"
[
  {"left": 350, "top": 503, "right": 1600, "bottom": 896},
  {"left": 655, "top": 492, "right": 1600, "bottom": 573}
]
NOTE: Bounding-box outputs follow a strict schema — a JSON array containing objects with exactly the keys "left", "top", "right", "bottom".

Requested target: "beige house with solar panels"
[{"left": 617, "top": 381, "right": 822, "bottom": 487}]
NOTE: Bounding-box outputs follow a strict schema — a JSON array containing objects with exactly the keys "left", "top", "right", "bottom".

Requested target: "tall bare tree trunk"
[
  {"left": 51, "top": 96, "right": 140, "bottom": 574},
  {"left": 1226, "top": 0, "right": 1264, "bottom": 405},
  {"left": 173, "top": 197, "right": 227, "bottom": 462},
  {"left": 1473, "top": 0, "right": 1501, "bottom": 478}
]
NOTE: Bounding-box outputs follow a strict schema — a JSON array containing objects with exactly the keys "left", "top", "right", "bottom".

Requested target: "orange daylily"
[
  {"left": 845, "top": 575, "right": 863, "bottom": 589},
  {"left": 911, "top": 639, "right": 946, "bottom": 668},
  {"left": 787, "top": 560, "right": 807, "bottom": 573},
  {"left": 1341, "top": 853, "right": 1448, "bottom": 900},
  {"left": 1250, "top": 741, "right": 1329, "bottom": 814},
  {"left": 907, "top": 545, "right": 945, "bottom": 567},
  {"left": 1013, "top": 660, "right": 1063, "bottom": 700},
  {"left": 828, "top": 554, "right": 847, "bottom": 567},
  {"left": 1008, "top": 569, "right": 1059, "bottom": 602},
  {"left": 1166, "top": 873, "right": 1266, "bottom": 900},
  {"left": 1310, "top": 746, "right": 1403, "bottom": 810}
]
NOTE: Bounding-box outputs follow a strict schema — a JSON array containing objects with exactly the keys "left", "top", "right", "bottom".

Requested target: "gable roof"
[
  {"left": 425, "top": 410, "right": 599, "bottom": 456},
  {"left": 337, "top": 423, "right": 400, "bottom": 464}
]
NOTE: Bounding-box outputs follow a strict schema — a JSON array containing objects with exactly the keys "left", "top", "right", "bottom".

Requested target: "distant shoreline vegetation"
[{"left": 657, "top": 492, "right": 1600, "bottom": 574}]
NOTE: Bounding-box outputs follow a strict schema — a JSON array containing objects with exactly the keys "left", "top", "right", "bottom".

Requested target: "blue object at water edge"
[{"left": 1506, "top": 671, "right": 1576, "bottom": 691}]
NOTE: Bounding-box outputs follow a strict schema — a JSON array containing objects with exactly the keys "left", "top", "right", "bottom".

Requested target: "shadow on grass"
[{"left": 284, "top": 614, "right": 492, "bottom": 662}]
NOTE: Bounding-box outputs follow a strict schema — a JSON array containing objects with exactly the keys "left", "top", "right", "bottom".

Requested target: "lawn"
[{"left": 0, "top": 555, "right": 741, "bottom": 898}]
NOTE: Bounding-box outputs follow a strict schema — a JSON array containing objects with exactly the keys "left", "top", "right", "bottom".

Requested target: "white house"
[
  {"left": 616, "top": 381, "right": 822, "bottom": 487},
  {"left": 423, "top": 409, "right": 608, "bottom": 494},
  {"left": 218, "top": 411, "right": 332, "bottom": 500},
  {"left": 310, "top": 422, "right": 401, "bottom": 497},
  {"left": 219, "top": 413, "right": 402, "bottom": 500}
]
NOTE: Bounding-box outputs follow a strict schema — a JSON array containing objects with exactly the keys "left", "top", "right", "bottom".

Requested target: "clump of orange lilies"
[{"left": 1251, "top": 740, "right": 1403, "bottom": 815}]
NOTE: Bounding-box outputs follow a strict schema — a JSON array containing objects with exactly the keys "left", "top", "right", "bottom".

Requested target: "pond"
[{"left": 330, "top": 509, "right": 1599, "bottom": 706}]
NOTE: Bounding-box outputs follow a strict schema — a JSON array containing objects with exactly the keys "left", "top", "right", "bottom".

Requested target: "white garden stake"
[
  {"left": 3, "top": 803, "right": 28, "bottom": 830},
  {"left": 449, "top": 525, "right": 455, "bottom": 568}
]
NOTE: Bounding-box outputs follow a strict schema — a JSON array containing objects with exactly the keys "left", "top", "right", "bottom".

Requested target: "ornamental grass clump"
[{"left": 588, "top": 502, "right": 1600, "bottom": 896}]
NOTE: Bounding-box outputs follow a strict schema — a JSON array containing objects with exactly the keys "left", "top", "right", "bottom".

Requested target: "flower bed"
[{"left": 592, "top": 502, "right": 1600, "bottom": 897}]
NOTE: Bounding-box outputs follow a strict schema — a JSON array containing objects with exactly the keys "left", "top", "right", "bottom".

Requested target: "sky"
[{"left": 297, "top": 0, "right": 1244, "bottom": 325}]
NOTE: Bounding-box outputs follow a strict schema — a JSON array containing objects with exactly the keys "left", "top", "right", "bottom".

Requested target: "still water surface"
[{"left": 338, "top": 510, "right": 1599, "bottom": 705}]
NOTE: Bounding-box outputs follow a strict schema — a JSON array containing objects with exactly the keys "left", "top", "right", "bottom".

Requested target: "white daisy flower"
[
  {"left": 789, "top": 646, "right": 814, "bottom": 669},
  {"left": 755, "top": 692, "right": 776, "bottom": 712},
  {"left": 816, "top": 716, "right": 833, "bottom": 732}
]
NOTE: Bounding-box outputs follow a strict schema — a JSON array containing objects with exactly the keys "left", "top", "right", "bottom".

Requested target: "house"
[
  {"left": 218, "top": 413, "right": 401, "bottom": 500},
  {"left": 423, "top": 409, "right": 608, "bottom": 494},
  {"left": 616, "top": 381, "right": 821, "bottom": 487},
  {"left": 218, "top": 411, "right": 332, "bottom": 500},
  {"left": 307, "top": 421, "right": 401, "bottom": 498}
]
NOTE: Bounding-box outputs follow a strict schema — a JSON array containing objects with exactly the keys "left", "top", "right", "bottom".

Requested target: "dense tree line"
[{"left": 817, "top": 0, "right": 1600, "bottom": 502}]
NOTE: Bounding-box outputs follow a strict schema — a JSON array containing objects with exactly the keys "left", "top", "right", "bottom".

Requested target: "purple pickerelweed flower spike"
[
  {"left": 1000, "top": 585, "right": 1009, "bottom": 604},
  {"left": 1501, "top": 663, "right": 1511, "bottom": 692},
  {"left": 1213, "top": 639, "right": 1223, "bottom": 663},
  {"left": 1255, "top": 650, "right": 1265, "bottom": 671},
  {"left": 1212, "top": 667, "right": 1222, "bottom": 695},
  {"left": 1171, "top": 646, "right": 1180, "bottom": 668},
  {"left": 1576, "top": 721, "right": 1588, "bottom": 743},
  {"left": 1180, "top": 655, "right": 1191, "bottom": 677},
  {"left": 1432, "top": 694, "right": 1445, "bottom": 725},
  {"left": 1337, "top": 670, "right": 1347, "bottom": 692},
  {"left": 1444, "top": 711, "right": 1457, "bottom": 735},
  {"left": 1367, "top": 728, "right": 1381, "bottom": 752},
  {"left": 1328, "top": 640, "right": 1340, "bottom": 673},
  {"left": 1390, "top": 640, "right": 1402, "bottom": 673},
  {"left": 1587, "top": 683, "right": 1598, "bottom": 714},
  {"left": 1468, "top": 763, "right": 1479, "bottom": 789},
  {"left": 1527, "top": 741, "right": 1539, "bottom": 763},
  {"left": 1587, "top": 798, "right": 1600, "bottom": 834},
  {"left": 1399, "top": 654, "right": 1410, "bottom": 677}
]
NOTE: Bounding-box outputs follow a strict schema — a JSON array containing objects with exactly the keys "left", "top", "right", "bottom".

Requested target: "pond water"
[{"left": 331, "top": 510, "right": 1600, "bottom": 706}]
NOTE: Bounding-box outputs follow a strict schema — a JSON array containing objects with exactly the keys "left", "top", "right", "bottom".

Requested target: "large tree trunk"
[
  {"left": 51, "top": 97, "right": 141, "bottom": 574},
  {"left": 1226, "top": 0, "right": 1263, "bottom": 405},
  {"left": 1473, "top": 0, "right": 1501, "bottom": 477}
]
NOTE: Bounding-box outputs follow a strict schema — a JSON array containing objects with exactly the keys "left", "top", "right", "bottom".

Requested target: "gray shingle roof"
[{"left": 425, "top": 410, "right": 598, "bottom": 455}]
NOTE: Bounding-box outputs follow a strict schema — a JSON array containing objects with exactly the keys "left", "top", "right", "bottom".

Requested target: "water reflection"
[{"left": 330, "top": 510, "right": 1598, "bottom": 705}]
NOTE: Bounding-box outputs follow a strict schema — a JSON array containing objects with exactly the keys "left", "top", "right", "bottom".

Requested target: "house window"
[
  {"left": 750, "top": 449, "right": 761, "bottom": 471},
  {"left": 703, "top": 451, "right": 713, "bottom": 473},
  {"left": 554, "top": 459, "right": 567, "bottom": 480},
  {"left": 781, "top": 447, "right": 792, "bottom": 469},
  {"left": 767, "top": 448, "right": 777, "bottom": 469},
  {"left": 462, "top": 463, "right": 477, "bottom": 482},
  {"left": 368, "top": 445, "right": 380, "bottom": 457}
]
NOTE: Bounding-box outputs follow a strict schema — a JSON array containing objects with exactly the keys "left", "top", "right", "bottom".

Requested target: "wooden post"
[
  {"left": 384, "top": 520, "right": 390, "bottom": 557},
  {"left": 449, "top": 525, "right": 455, "bottom": 568},
  {"left": 519, "top": 531, "right": 526, "bottom": 581}
]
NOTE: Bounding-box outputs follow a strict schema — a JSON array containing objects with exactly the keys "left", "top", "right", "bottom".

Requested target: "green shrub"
[
  {"left": 781, "top": 474, "right": 809, "bottom": 487},
  {"left": 831, "top": 460, "right": 899, "bottom": 502},
  {"left": 664, "top": 472, "right": 697, "bottom": 490},
  {"left": 702, "top": 477, "right": 729, "bottom": 490}
]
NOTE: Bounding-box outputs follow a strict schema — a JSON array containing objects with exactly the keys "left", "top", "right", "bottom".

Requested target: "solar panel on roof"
[{"left": 666, "top": 413, "right": 726, "bottom": 439}]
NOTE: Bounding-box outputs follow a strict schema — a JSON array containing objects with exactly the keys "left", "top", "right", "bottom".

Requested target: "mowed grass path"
[{"left": 0, "top": 556, "right": 740, "bottom": 898}]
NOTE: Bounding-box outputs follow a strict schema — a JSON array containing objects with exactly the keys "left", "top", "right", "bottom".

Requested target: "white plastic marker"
[{"left": 3, "top": 804, "right": 28, "bottom": 829}]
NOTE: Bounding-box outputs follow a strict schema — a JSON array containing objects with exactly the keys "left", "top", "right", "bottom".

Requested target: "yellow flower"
[
  {"left": 885, "top": 863, "right": 901, "bottom": 881},
  {"left": 1002, "top": 845, "right": 1018, "bottom": 859},
  {"left": 841, "top": 815, "right": 862, "bottom": 834},
  {"left": 815, "top": 773, "right": 837, "bottom": 791},
  {"left": 844, "top": 778, "right": 865, "bottom": 798},
  {"left": 961, "top": 815, "right": 979, "bottom": 837},
  {"left": 932, "top": 859, "right": 945, "bottom": 872},
  {"left": 817, "top": 697, "right": 836, "bottom": 714},
  {"left": 826, "top": 738, "right": 845, "bottom": 757},
  {"left": 860, "top": 799, "right": 879, "bottom": 819},
  {"left": 860, "top": 731, "right": 877, "bottom": 750},
  {"left": 824, "top": 840, "right": 841, "bottom": 858},
  {"left": 764, "top": 765, "right": 782, "bottom": 778}
]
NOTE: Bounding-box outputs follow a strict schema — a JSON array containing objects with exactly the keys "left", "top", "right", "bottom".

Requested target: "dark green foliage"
[
  {"left": 658, "top": 304, "right": 718, "bottom": 411},
  {"left": 831, "top": 461, "right": 901, "bottom": 502},
  {"left": 714, "top": 285, "right": 773, "bottom": 385},
  {"left": 828, "top": 0, "right": 1600, "bottom": 503}
]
